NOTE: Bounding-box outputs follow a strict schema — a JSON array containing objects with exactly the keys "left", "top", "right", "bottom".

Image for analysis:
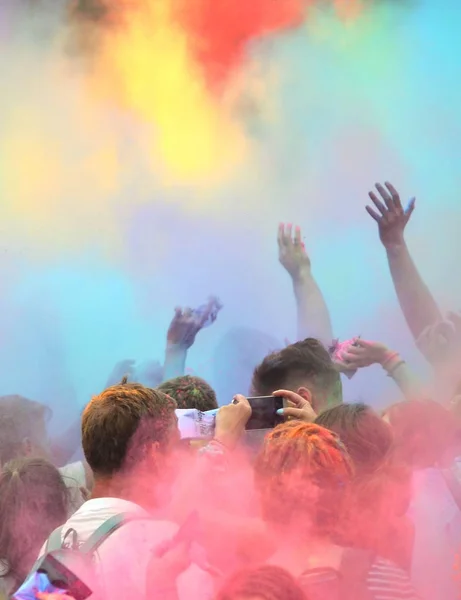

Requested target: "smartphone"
[{"left": 245, "top": 396, "right": 284, "bottom": 430}]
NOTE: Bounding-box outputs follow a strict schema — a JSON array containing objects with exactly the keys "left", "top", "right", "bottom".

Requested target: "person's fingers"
[
  {"left": 294, "top": 226, "right": 302, "bottom": 246},
  {"left": 365, "top": 205, "right": 381, "bottom": 222},
  {"left": 277, "top": 406, "right": 315, "bottom": 422},
  {"left": 375, "top": 183, "right": 393, "bottom": 211},
  {"left": 286, "top": 223, "right": 293, "bottom": 245},
  {"left": 368, "top": 192, "right": 387, "bottom": 216},
  {"left": 351, "top": 338, "right": 372, "bottom": 349},
  {"left": 277, "top": 223, "right": 286, "bottom": 249},
  {"left": 342, "top": 346, "right": 365, "bottom": 357},
  {"left": 273, "top": 389, "right": 308, "bottom": 408},
  {"left": 405, "top": 197, "right": 416, "bottom": 217},
  {"left": 198, "top": 301, "right": 213, "bottom": 328},
  {"left": 385, "top": 181, "right": 402, "bottom": 211},
  {"left": 183, "top": 307, "right": 192, "bottom": 318},
  {"left": 232, "top": 394, "right": 251, "bottom": 408}
]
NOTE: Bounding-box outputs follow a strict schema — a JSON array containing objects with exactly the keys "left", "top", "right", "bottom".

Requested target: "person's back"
[
  {"left": 0, "top": 458, "right": 69, "bottom": 597},
  {"left": 35, "top": 380, "right": 213, "bottom": 600}
]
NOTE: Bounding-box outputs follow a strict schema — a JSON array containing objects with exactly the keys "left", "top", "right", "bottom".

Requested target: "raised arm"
[
  {"left": 365, "top": 182, "right": 443, "bottom": 347},
  {"left": 163, "top": 298, "right": 222, "bottom": 382},
  {"left": 340, "top": 338, "right": 427, "bottom": 402},
  {"left": 278, "top": 223, "right": 333, "bottom": 346}
]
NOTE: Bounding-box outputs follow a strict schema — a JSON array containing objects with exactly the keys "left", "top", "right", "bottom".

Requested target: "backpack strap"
[
  {"left": 79, "top": 513, "right": 145, "bottom": 555},
  {"left": 45, "top": 525, "right": 67, "bottom": 553},
  {"left": 339, "top": 548, "right": 375, "bottom": 600}
]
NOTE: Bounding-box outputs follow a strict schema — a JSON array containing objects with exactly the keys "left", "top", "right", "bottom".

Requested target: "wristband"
[
  {"left": 381, "top": 351, "right": 400, "bottom": 367},
  {"left": 386, "top": 360, "right": 406, "bottom": 377}
]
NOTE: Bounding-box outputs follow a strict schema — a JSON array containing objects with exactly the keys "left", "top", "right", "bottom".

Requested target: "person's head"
[
  {"left": 0, "top": 458, "right": 69, "bottom": 586},
  {"left": 0, "top": 395, "right": 52, "bottom": 466},
  {"left": 216, "top": 565, "right": 307, "bottom": 600},
  {"left": 383, "top": 399, "right": 458, "bottom": 469},
  {"left": 315, "top": 403, "right": 393, "bottom": 477},
  {"left": 254, "top": 421, "right": 353, "bottom": 539},
  {"left": 251, "top": 339, "right": 342, "bottom": 412},
  {"left": 157, "top": 375, "right": 218, "bottom": 412},
  {"left": 82, "top": 380, "right": 178, "bottom": 496}
]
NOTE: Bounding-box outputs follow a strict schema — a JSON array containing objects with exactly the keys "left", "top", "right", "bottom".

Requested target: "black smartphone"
[{"left": 245, "top": 396, "right": 284, "bottom": 430}]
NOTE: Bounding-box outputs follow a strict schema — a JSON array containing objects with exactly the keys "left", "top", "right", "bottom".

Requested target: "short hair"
[
  {"left": 82, "top": 382, "right": 176, "bottom": 478},
  {"left": 254, "top": 422, "right": 353, "bottom": 537},
  {"left": 251, "top": 338, "right": 341, "bottom": 406},
  {"left": 0, "top": 458, "right": 69, "bottom": 586},
  {"left": 315, "top": 403, "right": 393, "bottom": 477},
  {"left": 0, "top": 396, "right": 52, "bottom": 465},
  {"left": 216, "top": 565, "right": 306, "bottom": 600},
  {"left": 157, "top": 375, "right": 218, "bottom": 412},
  {"left": 384, "top": 399, "right": 457, "bottom": 468}
]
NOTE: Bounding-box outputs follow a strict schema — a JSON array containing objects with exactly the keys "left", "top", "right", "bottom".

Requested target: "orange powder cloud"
[{"left": 89, "top": 0, "right": 247, "bottom": 184}]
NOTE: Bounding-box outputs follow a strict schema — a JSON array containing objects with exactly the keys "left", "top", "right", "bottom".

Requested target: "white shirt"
[
  {"left": 408, "top": 468, "right": 461, "bottom": 600},
  {"left": 37, "top": 497, "right": 213, "bottom": 600}
]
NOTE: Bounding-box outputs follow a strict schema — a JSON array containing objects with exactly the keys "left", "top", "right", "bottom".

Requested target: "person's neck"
[
  {"left": 270, "top": 530, "right": 343, "bottom": 576},
  {"left": 91, "top": 475, "right": 140, "bottom": 504},
  {"left": 90, "top": 473, "right": 164, "bottom": 516}
]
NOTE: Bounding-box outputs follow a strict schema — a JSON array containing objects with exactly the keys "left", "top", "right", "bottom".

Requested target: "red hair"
[{"left": 254, "top": 422, "right": 353, "bottom": 536}]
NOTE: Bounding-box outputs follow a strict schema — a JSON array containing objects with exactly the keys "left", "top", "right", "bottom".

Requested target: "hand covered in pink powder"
[
  {"left": 278, "top": 223, "right": 311, "bottom": 280},
  {"left": 340, "top": 338, "right": 391, "bottom": 368}
]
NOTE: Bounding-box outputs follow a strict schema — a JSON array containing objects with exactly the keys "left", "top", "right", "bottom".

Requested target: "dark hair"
[
  {"left": 0, "top": 458, "right": 68, "bottom": 587},
  {"left": 216, "top": 565, "right": 307, "bottom": 600},
  {"left": 254, "top": 422, "right": 353, "bottom": 537},
  {"left": 315, "top": 403, "right": 393, "bottom": 477},
  {"left": 157, "top": 375, "right": 218, "bottom": 412},
  {"left": 251, "top": 339, "right": 341, "bottom": 409},
  {"left": 82, "top": 382, "right": 177, "bottom": 478},
  {"left": 384, "top": 399, "right": 457, "bottom": 468},
  {"left": 0, "top": 396, "right": 51, "bottom": 465}
]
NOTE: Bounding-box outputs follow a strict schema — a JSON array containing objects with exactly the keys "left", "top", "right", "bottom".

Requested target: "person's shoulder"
[
  {"left": 102, "top": 517, "right": 179, "bottom": 553},
  {"left": 367, "top": 557, "right": 420, "bottom": 599}
]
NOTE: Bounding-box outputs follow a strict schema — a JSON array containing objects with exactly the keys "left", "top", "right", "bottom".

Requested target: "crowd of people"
[{"left": 1, "top": 181, "right": 461, "bottom": 600}]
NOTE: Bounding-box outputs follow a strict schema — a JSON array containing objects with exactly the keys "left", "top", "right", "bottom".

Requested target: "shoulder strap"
[
  {"left": 339, "top": 548, "right": 375, "bottom": 600},
  {"left": 45, "top": 525, "right": 67, "bottom": 553},
  {"left": 79, "top": 513, "right": 149, "bottom": 555}
]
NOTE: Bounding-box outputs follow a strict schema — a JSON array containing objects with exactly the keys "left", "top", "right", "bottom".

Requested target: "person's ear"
[{"left": 297, "top": 387, "right": 313, "bottom": 406}]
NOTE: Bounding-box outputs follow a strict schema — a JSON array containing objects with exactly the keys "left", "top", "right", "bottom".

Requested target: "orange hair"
[{"left": 254, "top": 422, "right": 354, "bottom": 536}]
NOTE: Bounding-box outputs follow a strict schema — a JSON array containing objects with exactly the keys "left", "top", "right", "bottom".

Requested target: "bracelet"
[
  {"left": 381, "top": 351, "right": 400, "bottom": 368},
  {"left": 386, "top": 360, "right": 406, "bottom": 377}
]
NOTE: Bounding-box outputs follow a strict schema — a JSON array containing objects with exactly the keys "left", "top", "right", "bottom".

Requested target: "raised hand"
[
  {"left": 167, "top": 297, "right": 221, "bottom": 350},
  {"left": 135, "top": 360, "right": 164, "bottom": 387},
  {"left": 105, "top": 359, "right": 136, "bottom": 387},
  {"left": 366, "top": 182, "right": 415, "bottom": 248},
  {"left": 340, "top": 339, "right": 392, "bottom": 369},
  {"left": 278, "top": 223, "right": 311, "bottom": 280}
]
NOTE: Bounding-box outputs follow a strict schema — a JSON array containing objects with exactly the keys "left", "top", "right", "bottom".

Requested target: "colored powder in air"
[
  {"left": 89, "top": 0, "right": 248, "bottom": 183},
  {"left": 172, "top": 0, "right": 306, "bottom": 89}
]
